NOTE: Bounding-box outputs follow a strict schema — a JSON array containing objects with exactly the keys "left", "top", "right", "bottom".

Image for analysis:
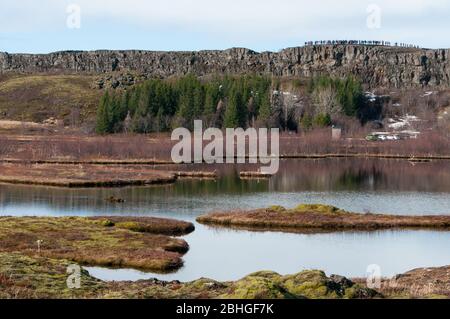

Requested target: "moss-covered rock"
[
  {"left": 220, "top": 270, "right": 377, "bottom": 299},
  {"left": 221, "top": 274, "right": 296, "bottom": 299},
  {"left": 282, "top": 270, "right": 339, "bottom": 298}
]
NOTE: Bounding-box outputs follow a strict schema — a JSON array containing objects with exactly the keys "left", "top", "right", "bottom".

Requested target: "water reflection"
[
  {"left": 1, "top": 158, "right": 450, "bottom": 280},
  {"left": 1, "top": 159, "right": 449, "bottom": 218}
]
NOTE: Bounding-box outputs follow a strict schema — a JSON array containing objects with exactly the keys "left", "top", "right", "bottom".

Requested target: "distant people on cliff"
[{"left": 304, "top": 40, "right": 420, "bottom": 49}]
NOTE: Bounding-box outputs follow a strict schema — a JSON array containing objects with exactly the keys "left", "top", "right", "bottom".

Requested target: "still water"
[{"left": 1, "top": 158, "right": 450, "bottom": 281}]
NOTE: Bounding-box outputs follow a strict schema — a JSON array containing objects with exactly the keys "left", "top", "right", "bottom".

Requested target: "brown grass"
[
  {"left": 0, "top": 252, "right": 378, "bottom": 299},
  {"left": 0, "top": 163, "right": 176, "bottom": 187},
  {"left": 354, "top": 266, "right": 450, "bottom": 298},
  {"left": 173, "top": 171, "right": 218, "bottom": 179},
  {"left": 0, "top": 131, "right": 448, "bottom": 165},
  {"left": 239, "top": 171, "right": 273, "bottom": 178},
  {"left": 0, "top": 216, "right": 194, "bottom": 272},
  {"left": 197, "top": 204, "right": 450, "bottom": 233},
  {"left": 0, "top": 74, "right": 100, "bottom": 123},
  {"left": 89, "top": 216, "right": 195, "bottom": 236}
]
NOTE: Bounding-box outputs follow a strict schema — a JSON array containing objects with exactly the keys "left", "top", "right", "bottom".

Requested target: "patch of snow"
[
  {"left": 389, "top": 121, "right": 407, "bottom": 130},
  {"left": 421, "top": 91, "right": 434, "bottom": 98},
  {"left": 365, "top": 92, "right": 377, "bottom": 102},
  {"left": 387, "top": 115, "right": 421, "bottom": 130}
]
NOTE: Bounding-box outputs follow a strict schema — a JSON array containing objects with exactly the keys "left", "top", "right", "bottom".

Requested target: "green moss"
[
  {"left": 0, "top": 252, "right": 382, "bottom": 299},
  {"left": 245, "top": 271, "right": 281, "bottom": 280},
  {"left": 293, "top": 204, "right": 342, "bottom": 214},
  {"left": 115, "top": 221, "right": 141, "bottom": 232},
  {"left": 268, "top": 206, "right": 286, "bottom": 212},
  {"left": 98, "top": 219, "right": 115, "bottom": 227},
  {"left": 0, "top": 253, "right": 106, "bottom": 299},
  {"left": 281, "top": 270, "right": 338, "bottom": 299},
  {"left": 0, "top": 216, "right": 189, "bottom": 272},
  {"left": 221, "top": 275, "right": 296, "bottom": 299}
]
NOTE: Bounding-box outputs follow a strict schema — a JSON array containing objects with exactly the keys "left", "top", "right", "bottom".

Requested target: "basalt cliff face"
[{"left": 1, "top": 45, "right": 449, "bottom": 88}]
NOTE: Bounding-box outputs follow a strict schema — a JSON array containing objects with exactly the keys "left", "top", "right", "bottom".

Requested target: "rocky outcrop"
[{"left": 1, "top": 45, "right": 449, "bottom": 88}]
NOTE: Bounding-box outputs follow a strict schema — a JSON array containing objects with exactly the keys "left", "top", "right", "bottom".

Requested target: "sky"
[{"left": 1, "top": 0, "right": 449, "bottom": 53}]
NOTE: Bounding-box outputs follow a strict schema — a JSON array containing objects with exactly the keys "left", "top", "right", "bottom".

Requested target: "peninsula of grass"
[
  {"left": 196, "top": 204, "right": 450, "bottom": 233},
  {"left": 0, "top": 216, "right": 194, "bottom": 272},
  {"left": 0, "top": 163, "right": 177, "bottom": 187}
]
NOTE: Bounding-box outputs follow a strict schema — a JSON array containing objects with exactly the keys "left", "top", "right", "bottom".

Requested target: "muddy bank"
[
  {"left": 0, "top": 216, "right": 194, "bottom": 272},
  {"left": 0, "top": 163, "right": 177, "bottom": 187},
  {"left": 197, "top": 204, "right": 450, "bottom": 233}
]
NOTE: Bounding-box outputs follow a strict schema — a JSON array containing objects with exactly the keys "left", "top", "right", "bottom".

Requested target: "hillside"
[
  {"left": 1, "top": 45, "right": 450, "bottom": 132},
  {"left": 0, "top": 74, "right": 101, "bottom": 123}
]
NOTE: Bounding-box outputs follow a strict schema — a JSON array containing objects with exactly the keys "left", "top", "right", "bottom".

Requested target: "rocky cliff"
[{"left": 1, "top": 45, "right": 449, "bottom": 88}]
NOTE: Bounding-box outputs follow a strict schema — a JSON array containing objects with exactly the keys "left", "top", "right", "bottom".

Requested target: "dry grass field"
[{"left": 0, "top": 163, "right": 177, "bottom": 187}]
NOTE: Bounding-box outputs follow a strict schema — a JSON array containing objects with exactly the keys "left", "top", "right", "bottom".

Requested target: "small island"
[
  {"left": 197, "top": 204, "right": 450, "bottom": 233},
  {"left": 0, "top": 163, "right": 178, "bottom": 187}
]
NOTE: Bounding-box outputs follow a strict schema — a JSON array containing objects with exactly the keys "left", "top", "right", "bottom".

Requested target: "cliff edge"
[{"left": 1, "top": 45, "right": 449, "bottom": 88}]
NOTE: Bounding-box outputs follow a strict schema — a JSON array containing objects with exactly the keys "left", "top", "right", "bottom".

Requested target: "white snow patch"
[
  {"left": 421, "top": 91, "right": 434, "bottom": 98},
  {"left": 387, "top": 115, "right": 420, "bottom": 130}
]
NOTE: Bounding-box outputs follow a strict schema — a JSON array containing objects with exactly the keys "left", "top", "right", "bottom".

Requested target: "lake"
[{"left": 1, "top": 158, "right": 450, "bottom": 282}]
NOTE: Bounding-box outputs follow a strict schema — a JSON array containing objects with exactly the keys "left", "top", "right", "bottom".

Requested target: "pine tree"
[
  {"left": 131, "top": 91, "right": 152, "bottom": 133},
  {"left": 193, "top": 85, "right": 205, "bottom": 118},
  {"left": 118, "top": 90, "right": 130, "bottom": 120},
  {"left": 128, "top": 86, "right": 141, "bottom": 116},
  {"left": 257, "top": 92, "right": 271, "bottom": 128},
  {"left": 247, "top": 96, "right": 256, "bottom": 127},
  {"left": 174, "top": 92, "right": 193, "bottom": 129},
  {"left": 204, "top": 83, "right": 220, "bottom": 126},
  {"left": 96, "top": 91, "right": 112, "bottom": 134},
  {"left": 224, "top": 87, "right": 244, "bottom": 128},
  {"left": 313, "top": 113, "right": 332, "bottom": 127}
]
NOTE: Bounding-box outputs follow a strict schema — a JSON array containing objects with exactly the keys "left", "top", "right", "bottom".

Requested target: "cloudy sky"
[{"left": 1, "top": 0, "right": 449, "bottom": 53}]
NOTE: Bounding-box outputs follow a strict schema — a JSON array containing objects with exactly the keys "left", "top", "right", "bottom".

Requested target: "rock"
[
  {"left": 330, "top": 274, "right": 354, "bottom": 288},
  {"left": 105, "top": 196, "right": 125, "bottom": 203},
  {"left": 1, "top": 46, "right": 449, "bottom": 88},
  {"left": 220, "top": 270, "right": 379, "bottom": 299}
]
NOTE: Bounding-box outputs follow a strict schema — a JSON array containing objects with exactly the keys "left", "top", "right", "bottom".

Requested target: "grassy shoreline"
[
  {"left": 1, "top": 153, "right": 450, "bottom": 166},
  {"left": 0, "top": 215, "right": 449, "bottom": 299},
  {"left": 1, "top": 252, "right": 449, "bottom": 299},
  {"left": 0, "top": 252, "right": 378, "bottom": 299},
  {"left": 197, "top": 204, "right": 450, "bottom": 233},
  {"left": 0, "top": 216, "right": 194, "bottom": 272}
]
